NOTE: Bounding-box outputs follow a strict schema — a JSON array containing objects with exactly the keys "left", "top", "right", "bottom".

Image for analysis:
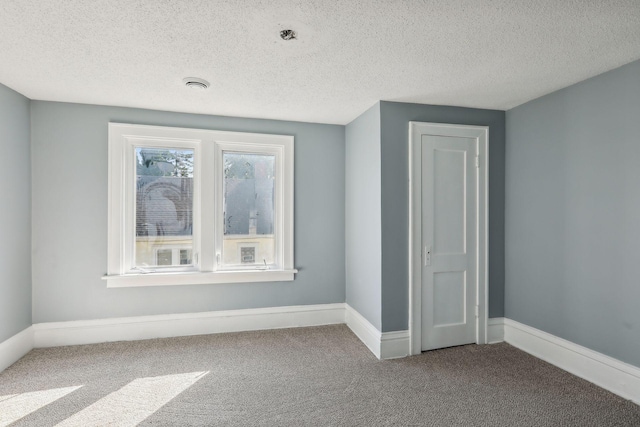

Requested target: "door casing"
[{"left": 408, "top": 121, "right": 488, "bottom": 355}]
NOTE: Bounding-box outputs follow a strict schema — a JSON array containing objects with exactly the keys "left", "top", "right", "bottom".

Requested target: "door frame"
[{"left": 408, "top": 121, "right": 489, "bottom": 355}]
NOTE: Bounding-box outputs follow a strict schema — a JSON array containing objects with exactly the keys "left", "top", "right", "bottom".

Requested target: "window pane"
[
  {"left": 135, "top": 147, "right": 194, "bottom": 268},
  {"left": 223, "top": 153, "right": 275, "bottom": 266},
  {"left": 179, "top": 249, "right": 192, "bottom": 265},
  {"left": 156, "top": 249, "right": 173, "bottom": 266},
  {"left": 240, "top": 246, "right": 256, "bottom": 264}
]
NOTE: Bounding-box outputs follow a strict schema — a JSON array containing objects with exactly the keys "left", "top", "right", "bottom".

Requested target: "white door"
[{"left": 410, "top": 122, "right": 487, "bottom": 353}]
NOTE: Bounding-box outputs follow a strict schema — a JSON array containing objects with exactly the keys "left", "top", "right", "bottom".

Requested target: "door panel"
[
  {"left": 421, "top": 135, "right": 477, "bottom": 351},
  {"left": 433, "top": 271, "right": 466, "bottom": 326},
  {"left": 433, "top": 148, "right": 466, "bottom": 254}
]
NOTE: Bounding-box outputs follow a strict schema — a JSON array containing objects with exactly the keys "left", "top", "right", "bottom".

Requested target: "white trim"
[
  {"left": 408, "top": 122, "right": 415, "bottom": 354},
  {"left": 2, "top": 305, "right": 407, "bottom": 364},
  {"left": 380, "top": 330, "right": 411, "bottom": 360},
  {"left": 504, "top": 318, "right": 640, "bottom": 405},
  {"left": 107, "top": 123, "right": 295, "bottom": 287},
  {"left": 103, "top": 269, "right": 298, "bottom": 287},
  {"left": 108, "top": 123, "right": 206, "bottom": 276},
  {"left": 213, "top": 136, "right": 294, "bottom": 272},
  {"left": 488, "top": 317, "right": 505, "bottom": 344},
  {"left": 9, "top": 311, "right": 640, "bottom": 407},
  {"left": 345, "top": 305, "right": 410, "bottom": 360},
  {"left": 32, "top": 303, "right": 344, "bottom": 348},
  {"left": 408, "top": 122, "right": 489, "bottom": 355},
  {"left": 0, "top": 327, "right": 34, "bottom": 372},
  {"left": 345, "top": 304, "right": 382, "bottom": 358}
]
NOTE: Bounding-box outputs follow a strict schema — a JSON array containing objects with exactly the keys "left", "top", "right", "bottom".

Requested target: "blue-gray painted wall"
[
  {"left": 30, "top": 101, "right": 345, "bottom": 323},
  {"left": 0, "top": 83, "right": 31, "bottom": 342},
  {"left": 505, "top": 59, "right": 640, "bottom": 367},
  {"left": 11, "top": 57, "right": 636, "bottom": 372},
  {"left": 345, "top": 103, "right": 382, "bottom": 330},
  {"left": 380, "top": 101, "right": 506, "bottom": 332}
]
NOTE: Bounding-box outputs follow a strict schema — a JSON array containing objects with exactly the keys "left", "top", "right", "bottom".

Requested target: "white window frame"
[
  {"left": 214, "top": 139, "right": 289, "bottom": 271},
  {"left": 105, "top": 123, "right": 296, "bottom": 287}
]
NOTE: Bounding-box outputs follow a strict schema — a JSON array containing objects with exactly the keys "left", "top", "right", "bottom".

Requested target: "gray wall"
[
  {"left": 345, "top": 103, "right": 382, "bottom": 330},
  {"left": 380, "top": 101, "right": 506, "bottom": 332},
  {"left": 0, "top": 84, "right": 31, "bottom": 341},
  {"left": 31, "top": 101, "right": 345, "bottom": 323},
  {"left": 505, "top": 59, "right": 640, "bottom": 367}
]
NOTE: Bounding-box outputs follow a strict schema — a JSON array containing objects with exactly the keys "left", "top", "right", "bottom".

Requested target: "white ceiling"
[{"left": 1, "top": 0, "right": 639, "bottom": 125}]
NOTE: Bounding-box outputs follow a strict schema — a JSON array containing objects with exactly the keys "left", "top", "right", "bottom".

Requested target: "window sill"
[{"left": 102, "top": 269, "right": 298, "bottom": 288}]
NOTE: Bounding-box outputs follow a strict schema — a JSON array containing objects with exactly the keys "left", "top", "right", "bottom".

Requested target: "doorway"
[{"left": 409, "top": 122, "right": 488, "bottom": 354}]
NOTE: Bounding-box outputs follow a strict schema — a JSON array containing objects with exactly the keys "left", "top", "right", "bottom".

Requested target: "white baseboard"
[
  {"left": 344, "top": 305, "right": 410, "bottom": 360},
  {"left": 504, "top": 318, "right": 640, "bottom": 405},
  {"left": 14, "top": 303, "right": 407, "bottom": 364},
  {"left": 7, "top": 309, "right": 640, "bottom": 407},
  {"left": 0, "top": 327, "right": 34, "bottom": 372},
  {"left": 488, "top": 317, "right": 505, "bottom": 343},
  {"left": 33, "top": 303, "right": 346, "bottom": 348},
  {"left": 344, "top": 305, "right": 381, "bottom": 358},
  {"left": 380, "top": 330, "right": 411, "bottom": 359}
]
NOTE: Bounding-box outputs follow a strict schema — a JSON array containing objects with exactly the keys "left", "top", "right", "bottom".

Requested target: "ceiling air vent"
[
  {"left": 183, "top": 77, "right": 210, "bottom": 90},
  {"left": 280, "top": 29, "right": 296, "bottom": 40}
]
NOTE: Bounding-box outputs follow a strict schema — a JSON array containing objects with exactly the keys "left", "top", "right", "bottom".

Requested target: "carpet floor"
[{"left": 1, "top": 324, "right": 639, "bottom": 426}]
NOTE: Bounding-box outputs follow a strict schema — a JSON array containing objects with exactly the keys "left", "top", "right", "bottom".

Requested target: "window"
[
  {"left": 222, "top": 153, "right": 274, "bottom": 267},
  {"left": 106, "top": 123, "right": 295, "bottom": 287},
  {"left": 136, "top": 146, "right": 195, "bottom": 270}
]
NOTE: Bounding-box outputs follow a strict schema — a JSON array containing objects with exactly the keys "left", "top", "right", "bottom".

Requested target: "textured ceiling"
[{"left": 0, "top": 0, "right": 639, "bottom": 125}]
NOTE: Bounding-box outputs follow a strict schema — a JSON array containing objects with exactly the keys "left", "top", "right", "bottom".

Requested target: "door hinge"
[
  {"left": 475, "top": 155, "right": 480, "bottom": 168},
  {"left": 424, "top": 245, "right": 431, "bottom": 266}
]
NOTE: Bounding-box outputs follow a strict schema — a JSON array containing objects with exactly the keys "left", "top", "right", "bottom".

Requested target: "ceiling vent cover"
[
  {"left": 183, "top": 77, "right": 210, "bottom": 89},
  {"left": 280, "top": 29, "right": 296, "bottom": 40}
]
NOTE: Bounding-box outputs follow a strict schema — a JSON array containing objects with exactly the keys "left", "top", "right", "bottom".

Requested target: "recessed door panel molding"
[
  {"left": 433, "top": 271, "right": 467, "bottom": 327},
  {"left": 432, "top": 145, "right": 467, "bottom": 255},
  {"left": 409, "top": 122, "right": 488, "bottom": 354}
]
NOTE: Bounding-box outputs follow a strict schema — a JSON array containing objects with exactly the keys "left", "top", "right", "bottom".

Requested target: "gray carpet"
[{"left": 1, "top": 324, "right": 639, "bottom": 426}]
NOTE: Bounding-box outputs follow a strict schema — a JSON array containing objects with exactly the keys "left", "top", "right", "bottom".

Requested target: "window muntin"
[{"left": 107, "top": 123, "right": 295, "bottom": 287}]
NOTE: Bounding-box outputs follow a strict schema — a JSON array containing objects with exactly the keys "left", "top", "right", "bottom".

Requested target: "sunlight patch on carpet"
[
  {"left": 55, "top": 371, "right": 208, "bottom": 427},
  {"left": 0, "top": 385, "right": 83, "bottom": 426}
]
